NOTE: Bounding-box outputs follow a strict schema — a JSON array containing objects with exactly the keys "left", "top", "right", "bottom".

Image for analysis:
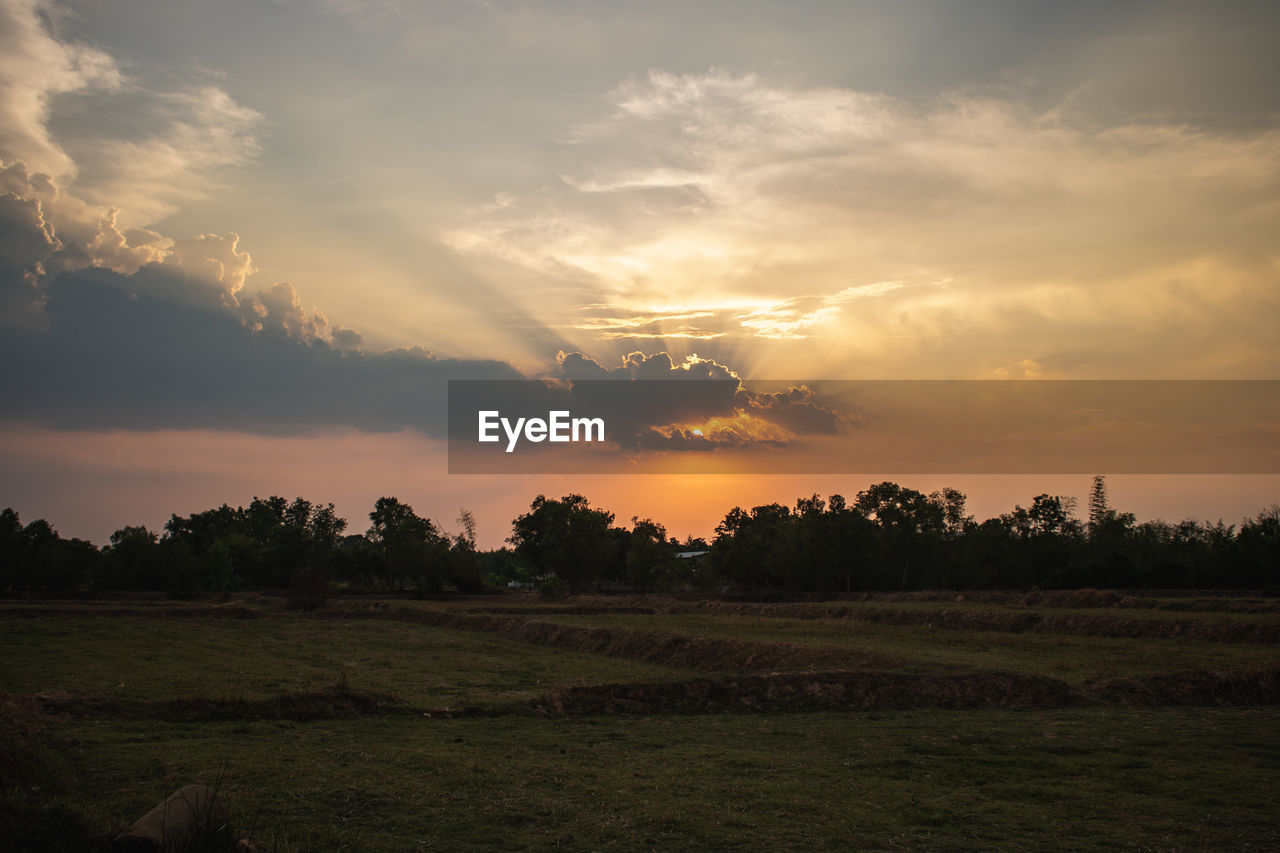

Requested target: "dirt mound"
[
  {"left": 595, "top": 599, "right": 1280, "bottom": 644},
  {"left": 1087, "top": 668, "right": 1280, "bottom": 706},
  {"left": 530, "top": 666, "right": 1280, "bottom": 716},
  {"left": 844, "top": 608, "right": 1280, "bottom": 644},
  {"left": 564, "top": 591, "right": 1280, "bottom": 615},
  {"left": 493, "top": 618, "right": 898, "bottom": 671},
  {"left": 322, "top": 608, "right": 902, "bottom": 672},
  {"left": 15, "top": 687, "right": 411, "bottom": 722},
  {"left": 529, "top": 670, "right": 1082, "bottom": 715},
  {"left": 0, "top": 606, "right": 259, "bottom": 619},
  {"left": 464, "top": 605, "right": 659, "bottom": 616}
]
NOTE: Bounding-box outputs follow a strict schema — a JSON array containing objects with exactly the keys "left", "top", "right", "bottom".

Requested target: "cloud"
[
  {"left": 551, "top": 281, "right": 908, "bottom": 343},
  {"left": 443, "top": 69, "right": 1280, "bottom": 375},
  {"left": 0, "top": 156, "right": 57, "bottom": 199},
  {"left": 565, "top": 306, "right": 724, "bottom": 340},
  {"left": 83, "top": 208, "right": 171, "bottom": 274},
  {"left": 169, "top": 232, "right": 255, "bottom": 298},
  {"left": 68, "top": 86, "right": 263, "bottom": 223},
  {"left": 0, "top": 189, "right": 58, "bottom": 328},
  {"left": 0, "top": 3, "right": 265, "bottom": 348},
  {"left": 0, "top": 0, "right": 122, "bottom": 179},
  {"left": 0, "top": 171, "right": 534, "bottom": 438},
  {"left": 3, "top": 238, "right": 851, "bottom": 451},
  {"left": 633, "top": 413, "right": 792, "bottom": 452},
  {"left": 247, "top": 281, "right": 332, "bottom": 342},
  {"left": 555, "top": 348, "right": 740, "bottom": 382},
  {"left": 734, "top": 282, "right": 907, "bottom": 340},
  {"left": 542, "top": 349, "right": 854, "bottom": 450},
  {"left": 743, "top": 385, "right": 852, "bottom": 436},
  {"left": 0, "top": 2, "right": 262, "bottom": 231},
  {"left": 0, "top": 260, "right": 524, "bottom": 435},
  {"left": 331, "top": 325, "right": 363, "bottom": 351},
  {"left": 0, "top": 191, "right": 59, "bottom": 269}
]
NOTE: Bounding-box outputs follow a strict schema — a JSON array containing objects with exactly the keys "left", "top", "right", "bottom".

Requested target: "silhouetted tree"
[
  {"left": 367, "top": 497, "right": 449, "bottom": 591},
  {"left": 711, "top": 503, "right": 796, "bottom": 589},
  {"left": 103, "top": 525, "right": 163, "bottom": 590},
  {"left": 446, "top": 508, "right": 485, "bottom": 592},
  {"left": 855, "top": 482, "right": 944, "bottom": 589},
  {"left": 626, "top": 517, "right": 672, "bottom": 592},
  {"left": 4, "top": 481, "right": 1277, "bottom": 594},
  {"left": 508, "top": 494, "right": 618, "bottom": 591},
  {"left": 999, "top": 495, "right": 1083, "bottom": 586},
  {"left": 1237, "top": 505, "right": 1280, "bottom": 588},
  {"left": 1088, "top": 475, "right": 1109, "bottom": 540},
  {"left": 0, "top": 508, "right": 24, "bottom": 592}
]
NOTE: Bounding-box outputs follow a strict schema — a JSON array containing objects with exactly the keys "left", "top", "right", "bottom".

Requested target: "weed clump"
[{"left": 0, "top": 701, "right": 99, "bottom": 850}]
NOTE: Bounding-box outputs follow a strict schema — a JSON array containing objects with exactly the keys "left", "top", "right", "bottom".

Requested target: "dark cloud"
[
  {"left": 0, "top": 190, "right": 850, "bottom": 448},
  {"left": 0, "top": 191, "right": 58, "bottom": 329},
  {"left": 544, "top": 350, "right": 856, "bottom": 450},
  {"left": 331, "top": 325, "right": 363, "bottom": 351},
  {"left": 551, "top": 350, "right": 742, "bottom": 439},
  {"left": 555, "top": 349, "right": 740, "bottom": 382},
  {"left": 632, "top": 428, "right": 733, "bottom": 452},
  {"left": 0, "top": 192, "right": 59, "bottom": 269},
  {"left": 0, "top": 262, "right": 522, "bottom": 436},
  {"left": 746, "top": 386, "right": 854, "bottom": 436}
]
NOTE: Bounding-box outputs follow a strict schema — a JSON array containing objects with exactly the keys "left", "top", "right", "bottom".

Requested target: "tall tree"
[
  {"left": 0, "top": 508, "right": 24, "bottom": 592},
  {"left": 1088, "top": 475, "right": 1109, "bottom": 539}
]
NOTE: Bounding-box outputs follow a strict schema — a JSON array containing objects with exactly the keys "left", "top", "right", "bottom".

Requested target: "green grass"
[
  {"left": 0, "top": 616, "right": 696, "bottom": 709},
  {"left": 532, "top": 611, "right": 1280, "bottom": 683},
  {"left": 826, "top": 597, "right": 1280, "bottom": 622},
  {"left": 3, "top": 597, "right": 1279, "bottom": 850},
  {"left": 47, "top": 708, "right": 1280, "bottom": 851},
  {"left": 461, "top": 594, "right": 1280, "bottom": 620}
]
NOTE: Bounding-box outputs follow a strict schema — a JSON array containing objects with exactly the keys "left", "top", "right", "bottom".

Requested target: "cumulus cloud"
[
  {"left": 555, "top": 348, "right": 740, "bottom": 382},
  {"left": 0, "top": 191, "right": 59, "bottom": 269},
  {"left": 0, "top": 2, "right": 327, "bottom": 394},
  {"left": 0, "top": 2, "right": 270, "bottom": 356},
  {"left": 83, "top": 208, "right": 170, "bottom": 273},
  {"left": 6, "top": 259, "right": 856, "bottom": 452},
  {"left": 543, "top": 349, "right": 854, "bottom": 451},
  {"left": 331, "top": 325, "right": 363, "bottom": 352},
  {"left": 0, "top": 156, "right": 57, "bottom": 199},
  {"left": 0, "top": 261, "right": 523, "bottom": 435},
  {"left": 1, "top": 161, "right": 346, "bottom": 345},
  {"left": 0, "top": 1, "right": 262, "bottom": 233},
  {"left": 169, "top": 232, "right": 256, "bottom": 298},
  {"left": 247, "top": 281, "right": 332, "bottom": 342},
  {"left": 0, "top": 189, "right": 58, "bottom": 327},
  {"left": 0, "top": 160, "right": 524, "bottom": 435}
]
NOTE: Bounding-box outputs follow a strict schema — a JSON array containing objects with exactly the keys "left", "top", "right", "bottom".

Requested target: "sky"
[{"left": 1, "top": 0, "right": 1278, "bottom": 547}]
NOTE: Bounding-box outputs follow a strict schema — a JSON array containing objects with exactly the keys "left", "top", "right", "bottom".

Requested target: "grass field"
[{"left": 2, "top": 592, "right": 1278, "bottom": 850}]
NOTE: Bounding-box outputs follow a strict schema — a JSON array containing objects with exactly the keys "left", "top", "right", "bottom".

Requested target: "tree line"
[{"left": 1, "top": 478, "right": 1276, "bottom": 595}]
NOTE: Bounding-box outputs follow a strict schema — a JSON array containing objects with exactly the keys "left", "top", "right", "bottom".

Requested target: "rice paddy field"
[{"left": 2, "top": 591, "right": 1278, "bottom": 850}]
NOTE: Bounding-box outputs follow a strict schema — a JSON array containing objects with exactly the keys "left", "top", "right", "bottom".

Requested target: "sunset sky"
[{"left": 2, "top": 0, "right": 1278, "bottom": 547}]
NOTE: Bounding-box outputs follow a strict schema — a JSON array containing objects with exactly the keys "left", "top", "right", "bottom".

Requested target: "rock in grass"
[{"left": 111, "top": 784, "right": 230, "bottom": 851}]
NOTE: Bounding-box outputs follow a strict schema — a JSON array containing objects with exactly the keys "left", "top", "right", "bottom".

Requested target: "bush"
[{"left": 286, "top": 570, "right": 330, "bottom": 611}]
